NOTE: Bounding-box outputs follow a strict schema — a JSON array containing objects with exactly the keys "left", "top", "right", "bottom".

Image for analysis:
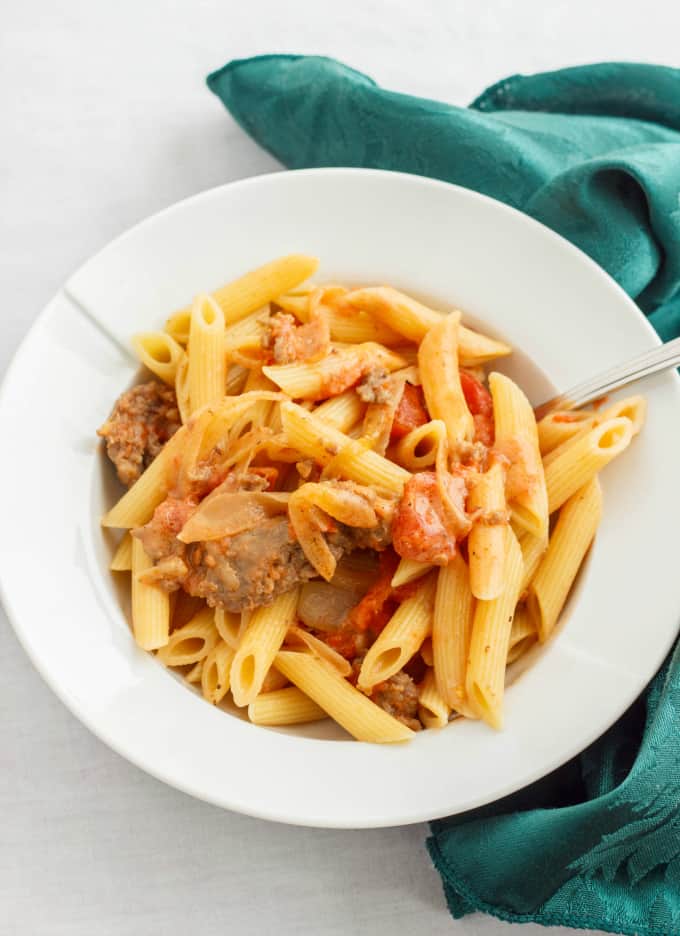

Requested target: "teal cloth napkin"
[{"left": 207, "top": 57, "right": 680, "bottom": 934}]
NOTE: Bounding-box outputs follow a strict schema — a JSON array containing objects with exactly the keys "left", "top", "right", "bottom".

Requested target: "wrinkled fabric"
[{"left": 207, "top": 56, "right": 680, "bottom": 934}]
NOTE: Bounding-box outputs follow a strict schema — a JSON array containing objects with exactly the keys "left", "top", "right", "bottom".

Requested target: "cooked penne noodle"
[
  {"left": 490, "top": 372, "right": 548, "bottom": 539},
  {"left": 420, "top": 637, "right": 434, "bottom": 667},
  {"left": 433, "top": 554, "right": 475, "bottom": 715},
  {"left": 545, "top": 417, "right": 632, "bottom": 514},
  {"left": 418, "top": 668, "right": 451, "bottom": 729},
  {"left": 156, "top": 607, "right": 218, "bottom": 666},
  {"left": 224, "top": 306, "right": 269, "bottom": 355},
  {"left": 201, "top": 640, "right": 235, "bottom": 704},
  {"left": 175, "top": 353, "right": 191, "bottom": 423},
  {"left": 313, "top": 390, "right": 365, "bottom": 432},
  {"left": 278, "top": 290, "right": 402, "bottom": 345},
  {"left": 391, "top": 557, "right": 433, "bottom": 588},
  {"left": 286, "top": 625, "right": 352, "bottom": 677},
  {"left": 419, "top": 312, "right": 474, "bottom": 447},
  {"left": 174, "top": 255, "right": 319, "bottom": 327},
  {"left": 467, "top": 460, "right": 508, "bottom": 600},
  {"left": 185, "top": 658, "right": 204, "bottom": 684},
  {"left": 165, "top": 308, "right": 192, "bottom": 346},
  {"left": 542, "top": 397, "right": 646, "bottom": 463},
  {"left": 247, "top": 686, "right": 327, "bottom": 725},
  {"left": 131, "top": 537, "right": 170, "bottom": 650},
  {"left": 357, "top": 574, "right": 436, "bottom": 691},
  {"left": 230, "top": 589, "right": 299, "bottom": 707},
  {"left": 132, "top": 332, "right": 185, "bottom": 386},
  {"left": 518, "top": 531, "right": 549, "bottom": 595},
  {"left": 188, "top": 294, "right": 227, "bottom": 414},
  {"left": 214, "top": 609, "right": 243, "bottom": 649},
  {"left": 280, "top": 402, "right": 410, "bottom": 495},
  {"left": 537, "top": 410, "right": 597, "bottom": 455},
  {"left": 275, "top": 651, "right": 414, "bottom": 742},
  {"left": 344, "top": 287, "right": 512, "bottom": 364},
  {"left": 110, "top": 532, "right": 133, "bottom": 571},
  {"left": 263, "top": 343, "right": 405, "bottom": 401},
  {"left": 597, "top": 395, "right": 646, "bottom": 436},
  {"left": 465, "top": 528, "right": 523, "bottom": 729},
  {"left": 506, "top": 603, "right": 536, "bottom": 664},
  {"left": 225, "top": 363, "right": 249, "bottom": 396},
  {"left": 527, "top": 477, "right": 602, "bottom": 642},
  {"left": 394, "top": 419, "right": 447, "bottom": 470},
  {"left": 259, "top": 666, "right": 289, "bottom": 693}
]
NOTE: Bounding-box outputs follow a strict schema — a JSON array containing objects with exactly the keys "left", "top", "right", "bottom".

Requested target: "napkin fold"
[{"left": 207, "top": 56, "right": 680, "bottom": 934}]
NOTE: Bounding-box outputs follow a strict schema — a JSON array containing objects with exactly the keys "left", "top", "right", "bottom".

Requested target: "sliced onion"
[
  {"left": 297, "top": 582, "right": 360, "bottom": 632},
  {"left": 178, "top": 491, "right": 288, "bottom": 543}
]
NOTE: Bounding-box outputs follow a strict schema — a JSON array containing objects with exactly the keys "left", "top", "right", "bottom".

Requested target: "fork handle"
[{"left": 533, "top": 334, "right": 680, "bottom": 421}]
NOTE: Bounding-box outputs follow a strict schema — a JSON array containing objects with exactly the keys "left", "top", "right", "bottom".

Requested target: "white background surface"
[{"left": 2, "top": 2, "right": 680, "bottom": 934}]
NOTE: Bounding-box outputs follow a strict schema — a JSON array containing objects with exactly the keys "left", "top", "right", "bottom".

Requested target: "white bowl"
[{"left": 2, "top": 169, "right": 679, "bottom": 828}]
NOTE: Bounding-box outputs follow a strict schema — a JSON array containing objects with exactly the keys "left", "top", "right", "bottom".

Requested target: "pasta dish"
[{"left": 98, "top": 255, "right": 645, "bottom": 742}]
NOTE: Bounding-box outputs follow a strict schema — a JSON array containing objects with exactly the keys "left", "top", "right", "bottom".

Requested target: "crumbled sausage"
[{"left": 98, "top": 381, "right": 180, "bottom": 487}]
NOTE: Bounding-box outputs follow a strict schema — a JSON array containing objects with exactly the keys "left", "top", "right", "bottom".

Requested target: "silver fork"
[{"left": 533, "top": 335, "right": 680, "bottom": 421}]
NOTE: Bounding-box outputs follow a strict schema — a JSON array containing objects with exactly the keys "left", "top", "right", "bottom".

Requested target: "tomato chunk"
[
  {"left": 460, "top": 371, "right": 494, "bottom": 446},
  {"left": 392, "top": 471, "right": 467, "bottom": 564},
  {"left": 390, "top": 384, "right": 429, "bottom": 441},
  {"left": 325, "top": 553, "right": 399, "bottom": 660}
]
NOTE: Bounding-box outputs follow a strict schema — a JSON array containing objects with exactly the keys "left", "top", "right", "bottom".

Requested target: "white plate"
[{"left": 2, "top": 169, "right": 679, "bottom": 828}]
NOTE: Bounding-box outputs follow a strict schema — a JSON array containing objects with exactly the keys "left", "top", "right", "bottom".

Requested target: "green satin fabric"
[{"left": 208, "top": 57, "right": 680, "bottom": 934}]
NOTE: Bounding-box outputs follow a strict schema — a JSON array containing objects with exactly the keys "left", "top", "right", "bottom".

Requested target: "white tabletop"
[{"left": 3, "top": 2, "right": 679, "bottom": 933}]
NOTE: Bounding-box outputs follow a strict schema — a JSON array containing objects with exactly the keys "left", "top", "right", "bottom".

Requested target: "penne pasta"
[
  {"left": 175, "top": 353, "right": 191, "bottom": 424},
  {"left": 165, "top": 308, "right": 192, "bottom": 346},
  {"left": 507, "top": 603, "right": 537, "bottom": 664},
  {"left": 545, "top": 417, "right": 633, "bottom": 514},
  {"left": 467, "top": 460, "right": 508, "bottom": 600},
  {"left": 286, "top": 625, "right": 352, "bottom": 678},
  {"left": 275, "top": 651, "right": 414, "bottom": 743},
  {"left": 223, "top": 306, "right": 269, "bottom": 355},
  {"left": 174, "top": 255, "right": 319, "bottom": 327},
  {"left": 278, "top": 289, "right": 402, "bottom": 345},
  {"left": 132, "top": 332, "right": 185, "bottom": 386},
  {"left": 185, "top": 658, "right": 205, "bottom": 684},
  {"left": 418, "top": 668, "right": 451, "bottom": 729},
  {"left": 201, "top": 640, "right": 235, "bottom": 704},
  {"left": 313, "top": 389, "right": 365, "bottom": 432},
  {"left": 214, "top": 608, "right": 243, "bottom": 649},
  {"left": 280, "top": 402, "right": 410, "bottom": 495},
  {"left": 518, "top": 531, "right": 549, "bottom": 596},
  {"left": 490, "top": 372, "right": 548, "bottom": 539},
  {"left": 131, "top": 537, "right": 170, "bottom": 650},
  {"left": 598, "top": 395, "right": 646, "bottom": 436},
  {"left": 418, "top": 312, "right": 474, "bottom": 447},
  {"left": 357, "top": 574, "right": 436, "bottom": 691},
  {"left": 188, "top": 294, "right": 227, "bottom": 414},
  {"left": 391, "top": 557, "right": 432, "bottom": 588},
  {"left": 230, "top": 589, "right": 299, "bottom": 707},
  {"left": 263, "top": 343, "right": 405, "bottom": 401},
  {"left": 432, "top": 554, "right": 475, "bottom": 715},
  {"left": 393, "top": 419, "right": 447, "bottom": 471},
  {"left": 344, "top": 287, "right": 512, "bottom": 365},
  {"left": 537, "top": 409, "right": 597, "bottom": 455},
  {"left": 110, "top": 532, "right": 133, "bottom": 571},
  {"left": 156, "top": 606, "right": 218, "bottom": 666},
  {"left": 465, "top": 528, "right": 523, "bottom": 729},
  {"left": 527, "top": 477, "right": 602, "bottom": 642},
  {"left": 247, "top": 686, "right": 327, "bottom": 726}
]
